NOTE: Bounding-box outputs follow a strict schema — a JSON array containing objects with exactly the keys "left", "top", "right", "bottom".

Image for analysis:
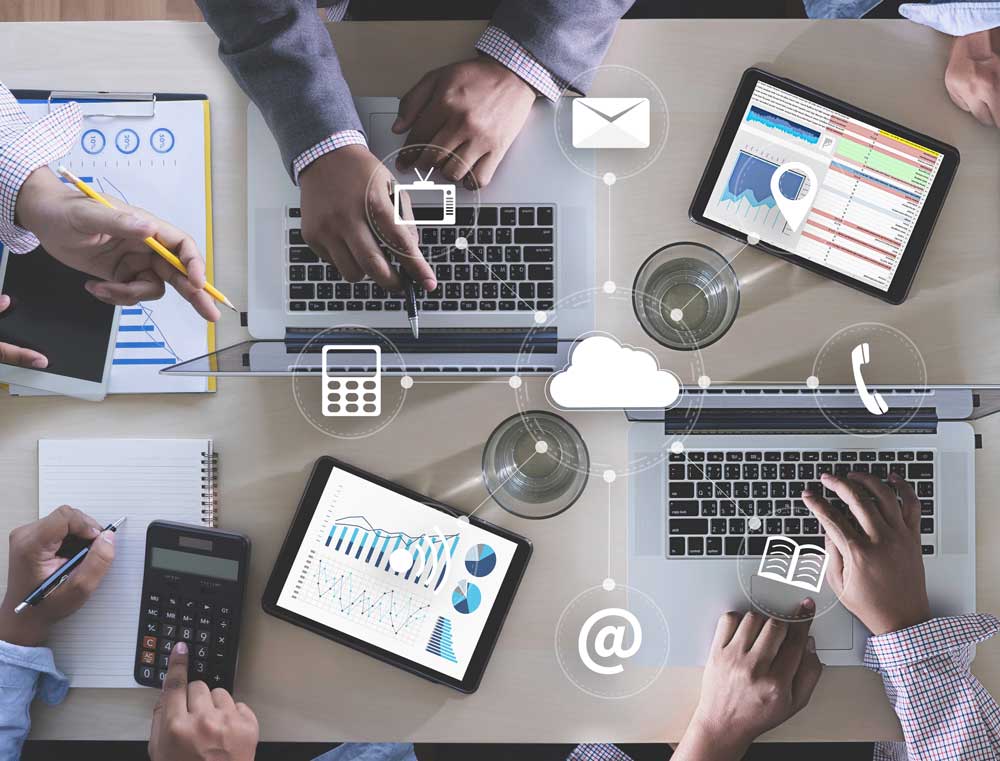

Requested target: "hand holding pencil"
[{"left": 11, "top": 165, "right": 232, "bottom": 322}]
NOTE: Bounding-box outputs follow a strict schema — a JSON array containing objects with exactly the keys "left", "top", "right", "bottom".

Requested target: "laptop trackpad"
[{"left": 748, "top": 576, "right": 853, "bottom": 650}]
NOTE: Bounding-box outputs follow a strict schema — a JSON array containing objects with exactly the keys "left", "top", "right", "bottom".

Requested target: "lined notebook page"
[{"left": 38, "top": 439, "right": 211, "bottom": 688}]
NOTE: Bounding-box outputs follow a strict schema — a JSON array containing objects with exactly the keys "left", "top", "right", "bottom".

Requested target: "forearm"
[
  {"left": 488, "top": 0, "right": 633, "bottom": 93},
  {"left": 194, "top": 0, "right": 363, "bottom": 177},
  {"left": 0, "top": 640, "right": 69, "bottom": 757}
]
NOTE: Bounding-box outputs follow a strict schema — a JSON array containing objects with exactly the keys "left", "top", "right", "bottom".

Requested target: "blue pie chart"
[
  {"left": 452, "top": 581, "right": 481, "bottom": 615},
  {"left": 465, "top": 544, "right": 497, "bottom": 577}
]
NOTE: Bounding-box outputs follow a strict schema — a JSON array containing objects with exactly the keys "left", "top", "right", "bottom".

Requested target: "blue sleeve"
[
  {"left": 312, "top": 743, "right": 417, "bottom": 761},
  {"left": 0, "top": 641, "right": 69, "bottom": 759},
  {"left": 805, "top": 0, "right": 1000, "bottom": 35}
]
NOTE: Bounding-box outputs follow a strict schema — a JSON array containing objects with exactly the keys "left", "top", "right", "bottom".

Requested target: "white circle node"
[
  {"left": 400, "top": 375, "right": 414, "bottom": 389},
  {"left": 534, "top": 310, "right": 547, "bottom": 324},
  {"left": 603, "top": 172, "right": 617, "bottom": 186},
  {"left": 748, "top": 517, "right": 762, "bottom": 530},
  {"left": 388, "top": 548, "right": 414, "bottom": 573},
  {"left": 698, "top": 375, "right": 711, "bottom": 388},
  {"left": 602, "top": 280, "right": 616, "bottom": 294},
  {"left": 535, "top": 440, "right": 550, "bottom": 454},
  {"left": 458, "top": 515, "right": 470, "bottom": 524},
  {"left": 455, "top": 236, "right": 468, "bottom": 250},
  {"left": 747, "top": 232, "right": 761, "bottom": 246},
  {"left": 669, "top": 441, "right": 685, "bottom": 454},
  {"left": 602, "top": 469, "right": 617, "bottom": 483},
  {"left": 669, "top": 308, "right": 684, "bottom": 322},
  {"left": 602, "top": 578, "right": 616, "bottom": 592},
  {"left": 508, "top": 375, "right": 523, "bottom": 389},
  {"left": 806, "top": 375, "right": 820, "bottom": 389}
]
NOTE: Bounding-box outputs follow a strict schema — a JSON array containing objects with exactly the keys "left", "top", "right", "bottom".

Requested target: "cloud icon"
[{"left": 548, "top": 335, "right": 680, "bottom": 409}]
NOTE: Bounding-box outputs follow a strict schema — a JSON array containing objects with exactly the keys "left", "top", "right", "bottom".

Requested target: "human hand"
[
  {"left": 148, "top": 642, "right": 259, "bottom": 761},
  {"left": 14, "top": 167, "right": 220, "bottom": 321},
  {"left": 803, "top": 472, "right": 930, "bottom": 636},
  {"left": 674, "top": 602, "right": 822, "bottom": 761},
  {"left": 0, "top": 506, "right": 115, "bottom": 648},
  {"left": 394, "top": 57, "right": 537, "bottom": 188},
  {"left": 298, "top": 144, "right": 435, "bottom": 292},
  {"left": 0, "top": 293, "right": 48, "bottom": 368},
  {"left": 945, "top": 28, "right": 1000, "bottom": 127}
]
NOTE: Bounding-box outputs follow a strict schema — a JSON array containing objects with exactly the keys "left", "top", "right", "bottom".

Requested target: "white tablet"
[{"left": 0, "top": 248, "right": 119, "bottom": 401}]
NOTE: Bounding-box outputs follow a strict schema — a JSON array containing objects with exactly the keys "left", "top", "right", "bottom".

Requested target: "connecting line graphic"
[
  {"left": 468, "top": 451, "right": 538, "bottom": 518},
  {"left": 607, "top": 181, "right": 613, "bottom": 282},
  {"left": 607, "top": 480, "right": 613, "bottom": 579},
  {"left": 685, "top": 460, "right": 758, "bottom": 527},
  {"left": 313, "top": 559, "right": 431, "bottom": 635}
]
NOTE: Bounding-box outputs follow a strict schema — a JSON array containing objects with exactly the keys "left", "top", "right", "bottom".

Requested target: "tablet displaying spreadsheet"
[{"left": 690, "top": 68, "right": 959, "bottom": 304}]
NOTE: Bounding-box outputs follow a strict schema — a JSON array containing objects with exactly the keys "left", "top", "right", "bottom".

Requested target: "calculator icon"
[{"left": 322, "top": 345, "right": 381, "bottom": 417}]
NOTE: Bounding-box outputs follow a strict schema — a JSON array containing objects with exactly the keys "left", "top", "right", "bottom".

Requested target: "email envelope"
[{"left": 572, "top": 97, "right": 650, "bottom": 149}]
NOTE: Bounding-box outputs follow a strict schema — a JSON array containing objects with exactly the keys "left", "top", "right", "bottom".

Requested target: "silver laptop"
[
  {"left": 628, "top": 386, "right": 978, "bottom": 666},
  {"left": 166, "top": 97, "right": 595, "bottom": 376}
]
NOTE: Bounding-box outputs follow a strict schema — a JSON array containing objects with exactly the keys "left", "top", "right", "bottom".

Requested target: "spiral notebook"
[{"left": 38, "top": 439, "right": 219, "bottom": 688}]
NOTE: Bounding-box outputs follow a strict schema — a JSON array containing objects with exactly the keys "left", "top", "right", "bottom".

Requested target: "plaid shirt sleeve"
[
  {"left": 0, "top": 83, "right": 81, "bottom": 253},
  {"left": 865, "top": 614, "right": 1000, "bottom": 761},
  {"left": 291, "top": 129, "right": 368, "bottom": 185},
  {"left": 475, "top": 25, "right": 567, "bottom": 102},
  {"left": 567, "top": 745, "right": 636, "bottom": 761}
]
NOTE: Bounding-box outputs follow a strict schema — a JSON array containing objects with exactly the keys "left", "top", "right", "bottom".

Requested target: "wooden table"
[{"left": 1, "top": 18, "right": 998, "bottom": 743}]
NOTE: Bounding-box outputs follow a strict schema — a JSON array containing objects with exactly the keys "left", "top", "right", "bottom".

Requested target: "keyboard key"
[
  {"left": 524, "top": 246, "right": 554, "bottom": 262},
  {"left": 477, "top": 207, "right": 498, "bottom": 225},
  {"left": 783, "top": 452, "right": 801, "bottom": 461},
  {"left": 346, "top": 301, "right": 363, "bottom": 311},
  {"left": 288, "top": 265, "right": 305, "bottom": 282},
  {"left": 528, "top": 264, "right": 553, "bottom": 280},
  {"left": 701, "top": 501, "right": 718, "bottom": 516},
  {"left": 688, "top": 537, "right": 704, "bottom": 556},
  {"left": 859, "top": 451, "right": 877, "bottom": 461},
  {"left": 784, "top": 518, "right": 801, "bottom": 534},
  {"left": 289, "top": 247, "right": 319, "bottom": 263},
  {"left": 317, "top": 283, "right": 333, "bottom": 299},
  {"left": 518, "top": 207, "right": 535, "bottom": 226},
  {"left": 803, "top": 518, "right": 820, "bottom": 535},
  {"left": 288, "top": 207, "right": 301, "bottom": 218},
  {"left": 711, "top": 519, "right": 727, "bottom": 535},
  {"left": 289, "top": 229, "right": 305, "bottom": 245},
  {"left": 921, "top": 518, "right": 934, "bottom": 534},
  {"left": 908, "top": 463, "right": 934, "bottom": 480},
  {"left": 802, "top": 452, "right": 819, "bottom": 461},
  {"left": 922, "top": 545, "right": 934, "bottom": 555},
  {"left": 290, "top": 284, "right": 314, "bottom": 300},
  {"left": 898, "top": 451, "right": 915, "bottom": 461},
  {"left": 500, "top": 207, "right": 517, "bottom": 225},
  {"left": 764, "top": 452, "right": 782, "bottom": 461},
  {"left": 514, "top": 228, "right": 553, "bottom": 244},
  {"left": 726, "top": 452, "right": 744, "bottom": 461},
  {"left": 308, "top": 301, "right": 325, "bottom": 311},
  {"left": 669, "top": 501, "right": 699, "bottom": 517},
  {"left": 917, "top": 451, "right": 934, "bottom": 461},
  {"left": 729, "top": 518, "right": 745, "bottom": 534},
  {"left": 706, "top": 537, "right": 722, "bottom": 556},
  {"left": 538, "top": 206, "right": 554, "bottom": 225},
  {"left": 669, "top": 483, "right": 695, "bottom": 499},
  {"left": 765, "top": 518, "right": 783, "bottom": 534},
  {"left": 920, "top": 500, "right": 934, "bottom": 516},
  {"left": 669, "top": 519, "right": 708, "bottom": 535},
  {"left": 917, "top": 482, "right": 934, "bottom": 497},
  {"left": 495, "top": 228, "right": 513, "bottom": 244},
  {"left": 307, "top": 265, "right": 324, "bottom": 281},
  {"left": 669, "top": 537, "right": 685, "bottom": 556}
]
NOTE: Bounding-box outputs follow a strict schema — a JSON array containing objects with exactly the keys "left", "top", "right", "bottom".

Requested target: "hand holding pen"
[{"left": 0, "top": 507, "right": 119, "bottom": 648}]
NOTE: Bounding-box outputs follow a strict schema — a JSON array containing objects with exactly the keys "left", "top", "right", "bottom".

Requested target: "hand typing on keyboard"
[
  {"left": 673, "top": 601, "right": 822, "bottom": 761},
  {"left": 298, "top": 145, "right": 436, "bottom": 292},
  {"left": 393, "top": 57, "right": 536, "bottom": 189},
  {"left": 803, "top": 473, "right": 931, "bottom": 636}
]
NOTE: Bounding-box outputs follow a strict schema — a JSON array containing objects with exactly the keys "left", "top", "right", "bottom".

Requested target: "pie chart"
[
  {"left": 452, "top": 580, "right": 482, "bottom": 615},
  {"left": 465, "top": 544, "right": 497, "bottom": 577}
]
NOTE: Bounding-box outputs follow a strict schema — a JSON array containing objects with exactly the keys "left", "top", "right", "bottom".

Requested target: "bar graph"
[
  {"left": 326, "top": 516, "right": 460, "bottom": 592},
  {"left": 425, "top": 616, "right": 458, "bottom": 664}
]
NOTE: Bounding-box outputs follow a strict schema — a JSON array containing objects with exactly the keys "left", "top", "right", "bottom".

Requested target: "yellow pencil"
[{"left": 57, "top": 166, "right": 237, "bottom": 314}]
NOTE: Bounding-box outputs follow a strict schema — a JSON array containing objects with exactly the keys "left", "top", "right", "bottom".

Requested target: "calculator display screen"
[{"left": 151, "top": 547, "right": 240, "bottom": 581}]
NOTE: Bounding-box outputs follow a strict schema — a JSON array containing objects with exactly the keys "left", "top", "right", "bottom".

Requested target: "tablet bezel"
[
  {"left": 689, "top": 67, "right": 960, "bottom": 305},
  {"left": 0, "top": 250, "right": 119, "bottom": 400},
  {"left": 261, "top": 456, "right": 533, "bottom": 694}
]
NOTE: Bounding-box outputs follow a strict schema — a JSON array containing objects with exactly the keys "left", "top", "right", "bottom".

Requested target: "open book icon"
[{"left": 756, "top": 535, "right": 829, "bottom": 593}]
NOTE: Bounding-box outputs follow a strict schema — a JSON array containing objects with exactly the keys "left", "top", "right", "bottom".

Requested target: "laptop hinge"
[
  {"left": 283, "top": 326, "right": 557, "bottom": 354},
  {"left": 659, "top": 407, "right": 938, "bottom": 436}
]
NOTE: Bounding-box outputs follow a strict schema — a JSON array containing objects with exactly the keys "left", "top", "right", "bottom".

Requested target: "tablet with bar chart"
[
  {"left": 690, "top": 68, "right": 959, "bottom": 303},
  {"left": 264, "top": 457, "right": 531, "bottom": 692}
]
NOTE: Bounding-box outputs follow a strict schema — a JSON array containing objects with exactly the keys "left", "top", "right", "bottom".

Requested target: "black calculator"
[{"left": 134, "top": 521, "right": 250, "bottom": 692}]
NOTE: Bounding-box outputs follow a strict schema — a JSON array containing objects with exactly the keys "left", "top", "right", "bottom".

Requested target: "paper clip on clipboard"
[{"left": 47, "top": 90, "right": 157, "bottom": 118}]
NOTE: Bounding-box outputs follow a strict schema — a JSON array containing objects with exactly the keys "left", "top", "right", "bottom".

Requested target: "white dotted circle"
[
  {"left": 535, "top": 440, "right": 550, "bottom": 454},
  {"left": 455, "top": 236, "right": 468, "bottom": 250},
  {"left": 669, "top": 308, "right": 684, "bottom": 322},
  {"left": 602, "top": 578, "right": 616, "bottom": 592},
  {"left": 400, "top": 375, "right": 414, "bottom": 389},
  {"left": 602, "top": 280, "right": 616, "bottom": 294},
  {"left": 534, "top": 310, "right": 548, "bottom": 324},
  {"left": 698, "top": 375, "right": 711, "bottom": 389},
  {"left": 806, "top": 375, "right": 819, "bottom": 389},
  {"left": 508, "top": 376, "right": 523, "bottom": 389},
  {"left": 669, "top": 441, "right": 684, "bottom": 454},
  {"left": 603, "top": 172, "right": 617, "bottom": 186},
  {"left": 602, "top": 469, "right": 617, "bottom": 484}
]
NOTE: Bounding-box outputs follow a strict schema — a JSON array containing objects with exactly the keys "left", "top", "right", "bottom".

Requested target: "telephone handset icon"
[{"left": 851, "top": 342, "right": 889, "bottom": 416}]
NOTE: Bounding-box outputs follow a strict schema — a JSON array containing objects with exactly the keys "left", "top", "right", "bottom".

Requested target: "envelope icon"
[{"left": 572, "top": 97, "right": 650, "bottom": 149}]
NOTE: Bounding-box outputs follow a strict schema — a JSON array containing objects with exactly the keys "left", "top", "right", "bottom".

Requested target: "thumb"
[
  {"left": 66, "top": 529, "right": 116, "bottom": 597},
  {"left": 394, "top": 71, "right": 436, "bottom": 133},
  {"left": 71, "top": 202, "right": 156, "bottom": 240}
]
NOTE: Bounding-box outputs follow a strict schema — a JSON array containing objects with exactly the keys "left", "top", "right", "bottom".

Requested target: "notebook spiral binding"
[{"left": 201, "top": 442, "right": 219, "bottom": 527}]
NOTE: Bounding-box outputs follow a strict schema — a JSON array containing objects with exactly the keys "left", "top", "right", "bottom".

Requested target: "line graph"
[
  {"left": 298, "top": 557, "right": 432, "bottom": 643},
  {"left": 717, "top": 151, "right": 805, "bottom": 231},
  {"left": 746, "top": 106, "right": 820, "bottom": 145}
]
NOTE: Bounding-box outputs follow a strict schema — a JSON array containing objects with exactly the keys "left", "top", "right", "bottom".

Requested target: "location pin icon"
[{"left": 770, "top": 162, "right": 818, "bottom": 232}]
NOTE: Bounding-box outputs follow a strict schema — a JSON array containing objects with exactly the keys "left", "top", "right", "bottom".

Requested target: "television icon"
[{"left": 393, "top": 168, "right": 456, "bottom": 226}]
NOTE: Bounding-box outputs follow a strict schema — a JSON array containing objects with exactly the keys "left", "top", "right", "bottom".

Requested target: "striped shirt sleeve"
[
  {"left": 475, "top": 25, "right": 567, "bottom": 102},
  {"left": 866, "top": 614, "right": 1000, "bottom": 761}
]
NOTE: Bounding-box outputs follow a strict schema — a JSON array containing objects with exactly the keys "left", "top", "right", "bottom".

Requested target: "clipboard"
[{"left": 8, "top": 89, "right": 218, "bottom": 395}]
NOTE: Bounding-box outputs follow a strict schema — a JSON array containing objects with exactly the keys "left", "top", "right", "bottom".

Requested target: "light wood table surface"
[{"left": 1, "top": 18, "right": 999, "bottom": 743}]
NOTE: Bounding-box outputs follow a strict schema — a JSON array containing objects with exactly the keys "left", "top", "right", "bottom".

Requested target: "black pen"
[
  {"left": 14, "top": 516, "right": 127, "bottom": 614},
  {"left": 400, "top": 269, "right": 420, "bottom": 339}
]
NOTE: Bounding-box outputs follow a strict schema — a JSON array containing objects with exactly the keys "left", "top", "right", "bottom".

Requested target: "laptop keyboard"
[
  {"left": 285, "top": 205, "right": 556, "bottom": 314},
  {"left": 666, "top": 449, "right": 936, "bottom": 558}
]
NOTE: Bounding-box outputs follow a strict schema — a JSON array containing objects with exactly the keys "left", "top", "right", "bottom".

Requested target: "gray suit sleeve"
[
  {"left": 195, "top": 0, "right": 364, "bottom": 179},
  {"left": 488, "top": 0, "right": 634, "bottom": 93}
]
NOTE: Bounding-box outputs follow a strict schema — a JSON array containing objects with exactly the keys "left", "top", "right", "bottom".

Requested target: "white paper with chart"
[
  {"left": 16, "top": 97, "right": 216, "bottom": 394},
  {"left": 38, "top": 438, "right": 215, "bottom": 687}
]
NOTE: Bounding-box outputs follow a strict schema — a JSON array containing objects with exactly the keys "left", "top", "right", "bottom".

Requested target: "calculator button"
[
  {"left": 143, "top": 621, "right": 160, "bottom": 635},
  {"left": 146, "top": 593, "right": 161, "bottom": 605},
  {"left": 140, "top": 666, "right": 154, "bottom": 682},
  {"left": 140, "top": 650, "right": 156, "bottom": 666},
  {"left": 199, "top": 602, "right": 213, "bottom": 614},
  {"left": 197, "top": 615, "right": 211, "bottom": 628},
  {"left": 196, "top": 630, "right": 211, "bottom": 644},
  {"left": 142, "top": 635, "right": 158, "bottom": 651},
  {"left": 183, "top": 600, "right": 197, "bottom": 611},
  {"left": 166, "top": 595, "right": 180, "bottom": 608},
  {"left": 219, "top": 606, "right": 232, "bottom": 617},
  {"left": 144, "top": 606, "right": 160, "bottom": 619},
  {"left": 163, "top": 609, "right": 178, "bottom": 622},
  {"left": 192, "top": 660, "right": 208, "bottom": 676},
  {"left": 180, "top": 627, "right": 194, "bottom": 642},
  {"left": 217, "top": 618, "right": 230, "bottom": 631},
  {"left": 158, "top": 655, "right": 171, "bottom": 669},
  {"left": 162, "top": 623, "right": 177, "bottom": 638},
  {"left": 157, "top": 670, "right": 167, "bottom": 684},
  {"left": 215, "top": 634, "right": 228, "bottom": 648},
  {"left": 195, "top": 645, "right": 209, "bottom": 659},
  {"left": 209, "top": 672, "right": 226, "bottom": 686},
  {"left": 180, "top": 614, "right": 195, "bottom": 626},
  {"left": 212, "top": 648, "right": 226, "bottom": 661},
  {"left": 159, "top": 639, "right": 175, "bottom": 654}
]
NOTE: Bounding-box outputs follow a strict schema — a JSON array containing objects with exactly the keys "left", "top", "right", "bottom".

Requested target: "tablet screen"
[
  {"left": 702, "top": 79, "right": 946, "bottom": 292},
  {"left": 275, "top": 466, "right": 519, "bottom": 681},
  {"left": 0, "top": 249, "right": 116, "bottom": 382}
]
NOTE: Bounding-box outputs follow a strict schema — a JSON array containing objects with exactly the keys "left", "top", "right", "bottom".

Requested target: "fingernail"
[
  {"left": 802, "top": 597, "right": 815, "bottom": 612},
  {"left": 820, "top": 473, "right": 831, "bottom": 481},
  {"left": 801, "top": 490, "right": 812, "bottom": 498},
  {"left": 89, "top": 526, "right": 100, "bottom": 538},
  {"left": 889, "top": 472, "right": 900, "bottom": 482},
  {"left": 807, "top": 636, "right": 816, "bottom": 652},
  {"left": 391, "top": 117, "right": 404, "bottom": 132},
  {"left": 423, "top": 279, "right": 436, "bottom": 291},
  {"left": 31, "top": 357, "right": 48, "bottom": 369},
  {"left": 175, "top": 641, "right": 187, "bottom": 655},
  {"left": 102, "top": 530, "right": 115, "bottom": 545},
  {"left": 0, "top": 294, "right": 9, "bottom": 308}
]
